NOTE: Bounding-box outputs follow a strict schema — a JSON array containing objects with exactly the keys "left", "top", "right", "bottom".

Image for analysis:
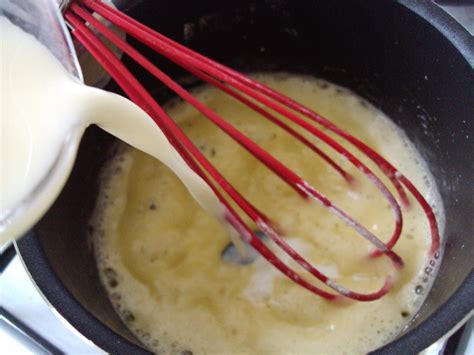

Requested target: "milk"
[{"left": 0, "top": 16, "right": 223, "bottom": 245}]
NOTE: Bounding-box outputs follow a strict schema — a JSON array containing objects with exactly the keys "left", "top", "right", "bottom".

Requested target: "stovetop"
[{"left": 1, "top": 248, "right": 102, "bottom": 354}]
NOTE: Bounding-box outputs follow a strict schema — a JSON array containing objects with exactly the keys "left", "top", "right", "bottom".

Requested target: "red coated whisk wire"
[
  {"left": 66, "top": 6, "right": 394, "bottom": 302},
  {"left": 64, "top": 0, "right": 440, "bottom": 301}
]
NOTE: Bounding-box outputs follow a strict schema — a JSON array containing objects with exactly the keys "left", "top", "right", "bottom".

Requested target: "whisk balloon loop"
[{"left": 63, "top": 0, "right": 440, "bottom": 302}]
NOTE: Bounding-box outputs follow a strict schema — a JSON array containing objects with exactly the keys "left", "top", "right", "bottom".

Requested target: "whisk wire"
[{"left": 64, "top": 0, "right": 440, "bottom": 301}]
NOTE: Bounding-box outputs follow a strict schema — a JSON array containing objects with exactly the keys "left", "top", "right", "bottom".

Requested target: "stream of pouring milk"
[{"left": 0, "top": 16, "right": 224, "bottom": 244}]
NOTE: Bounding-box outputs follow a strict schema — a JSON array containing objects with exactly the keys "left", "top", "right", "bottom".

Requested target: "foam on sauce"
[{"left": 92, "top": 74, "right": 444, "bottom": 354}]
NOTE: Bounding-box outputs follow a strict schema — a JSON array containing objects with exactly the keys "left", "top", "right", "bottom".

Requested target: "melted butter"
[{"left": 92, "top": 74, "right": 444, "bottom": 354}]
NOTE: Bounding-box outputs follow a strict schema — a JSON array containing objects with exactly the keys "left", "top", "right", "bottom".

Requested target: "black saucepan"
[{"left": 16, "top": 0, "right": 473, "bottom": 353}]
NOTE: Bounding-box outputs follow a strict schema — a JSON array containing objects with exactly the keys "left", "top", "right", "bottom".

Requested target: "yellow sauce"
[{"left": 92, "top": 73, "right": 443, "bottom": 354}]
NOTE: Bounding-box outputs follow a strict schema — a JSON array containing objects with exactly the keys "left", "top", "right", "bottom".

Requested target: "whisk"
[{"left": 62, "top": 0, "right": 440, "bottom": 301}]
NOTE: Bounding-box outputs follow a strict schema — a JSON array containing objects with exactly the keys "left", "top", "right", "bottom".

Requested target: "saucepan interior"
[{"left": 16, "top": 0, "right": 473, "bottom": 353}]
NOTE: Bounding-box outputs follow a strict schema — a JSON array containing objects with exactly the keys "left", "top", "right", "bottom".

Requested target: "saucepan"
[{"left": 14, "top": 0, "right": 474, "bottom": 353}]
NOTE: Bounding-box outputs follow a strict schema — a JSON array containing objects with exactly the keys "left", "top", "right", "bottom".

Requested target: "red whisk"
[{"left": 63, "top": 0, "right": 440, "bottom": 301}]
